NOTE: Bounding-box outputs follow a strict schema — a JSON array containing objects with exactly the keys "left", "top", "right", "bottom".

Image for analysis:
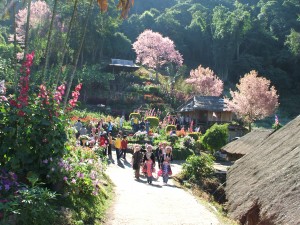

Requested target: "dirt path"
[{"left": 104, "top": 152, "right": 222, "bottom": 225}]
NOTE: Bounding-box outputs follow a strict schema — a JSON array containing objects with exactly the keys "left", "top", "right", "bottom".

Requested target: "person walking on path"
[
  {"left": 155, "top": 142, "right": 163, "bottom": 169},
  {"left": 131, "top": 144, "right": 143, "bottom": 180},
  {"left": 107, "top": 132, "right": 113, "bottom": 158},
  {"left": 145, "top": 157, "right": 155, "bottom": 184},
  {"left": 114, "top": 134, "right": 122, "bottom": 160},
  {"left": 161, "top": 146, "right": 173, "bottom": 185},
  {"left": 120, "top": 135, "right": 128, "bottom": 160},
  {"left": 142, "top": 144, "right": 155, "bottom": 175}
]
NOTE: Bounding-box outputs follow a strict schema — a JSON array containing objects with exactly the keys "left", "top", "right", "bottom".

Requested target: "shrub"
[
  {"left": 165, "top": 125, "right": 176, "bottom": 132},
  {"left": 182, "top": 135, "right": 195, "bottom": 150},
  {"left": 47, "top": 146, "right": 105, "bottom": 196},
  {"left": 0, "top": 184, "right": 59, "bottom": 225},
  {"left": 172, "top": 147, "right": 193, "bottom": 160},
  {"left": 15, "top": 186, "right": 59, "bottom": 225},
  {"left": 188, "top": 132, "right": 201, "bottom": 141},
  {"left": 194, "top": 140, "right": 203, "bottom": 154},
  {"left": 129, "top": 113, "right": 141, "bottom": 120},
  {"left": 201, "top": 123, "right": 229, "bottom": 153},
  {"left": 167, "top": 135, "right": 179, "bottom": 145},
  {"left": 182, "top": 154, "right": 215, "bottom": 182},
  {"left": 148, "top": 86, "right": 159, "bottom": 95},
  {"left": 145, "top": 116, "right": 159, "bottom": 128},
  {"left": 0, "top": 53, "right": 76, "bottom": 180}
]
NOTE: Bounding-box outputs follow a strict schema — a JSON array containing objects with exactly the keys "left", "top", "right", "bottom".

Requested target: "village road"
[{"left": 104, "top": 152, "right": 222, "bottom": 225}]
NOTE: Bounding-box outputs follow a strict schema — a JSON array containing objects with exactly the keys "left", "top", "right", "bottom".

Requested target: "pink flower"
[
  {"left": 63, "top": 176, "right": 68, "bottom": 181},
  {"left": 76, "top": 172, "right": 84, "bottom": 178},
  {"left": 17, "top": 110, "right": 25, "bottom": 117}
]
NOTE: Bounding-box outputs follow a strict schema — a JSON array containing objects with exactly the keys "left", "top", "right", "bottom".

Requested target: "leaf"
[
  {"left": 97, "top": 0, "right": 108, "bottom": 12},
  {"left": 117, "top": 0, "right": 134, "bottom": 19}
]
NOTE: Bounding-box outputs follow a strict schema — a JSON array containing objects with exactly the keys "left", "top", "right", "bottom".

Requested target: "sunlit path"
[{"left": 104, "top": 152, "right": 221, "bottom": 225}]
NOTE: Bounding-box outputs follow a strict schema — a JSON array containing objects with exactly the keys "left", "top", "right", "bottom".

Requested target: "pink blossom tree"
[
  {"left": 132, "top": 30, "right": 183, "bottom": 81},
  {"left": 224, "top": 70, "right": 279, "bottom": 131},
  {"left": 10, "top": 0, "right": 51, "bottom": 46},
  {"left": 185, "top": 65, "right": 224, "bottom": 96}
]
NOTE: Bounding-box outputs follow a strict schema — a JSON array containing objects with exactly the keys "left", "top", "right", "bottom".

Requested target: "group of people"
[
  {"left": 73, "top": 118, "right": 174, "bottom": 186},
  {"left": 73, "top": 119, "right": 116, "bottom": 157},
  {"left": 131, "top": 117, "right": 151, "bottom": 133},
  {"left": 131, "top": 142, "right": 173, "bottom": 185}
]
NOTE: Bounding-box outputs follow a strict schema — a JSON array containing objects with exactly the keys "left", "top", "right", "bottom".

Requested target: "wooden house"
[{"left": 177, "top": 96, "right": 233, "bottom": 130}]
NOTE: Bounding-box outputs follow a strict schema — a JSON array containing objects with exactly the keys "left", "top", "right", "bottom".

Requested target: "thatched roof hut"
[
  {"left": 176, "top": 96, "right": 233, "bottom": 132},
  {"left": 221, "top": 129, "right": 273, "bottom": 160},
  {"left": 226, "top": 115, "right": 300, "bottom": 225}
]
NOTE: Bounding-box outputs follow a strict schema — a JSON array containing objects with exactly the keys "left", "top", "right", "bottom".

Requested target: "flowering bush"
[
  {"left": 0, "top": 52, "right": 82, "bottom": 181},
  {"left": 133, "top": 130, "right": 147, "bottom": 141},
  {"left": 47, "top": 147, "right": 105, "bottom": 196},
  {"left": 272, "top": 115, "right": 283, "bottom": 131},
  {"left": 0, "top": 169, "right": 19, "bottom": 198},
  {"left": 182, "top": 135, "right": 195, "bottom": 149}
]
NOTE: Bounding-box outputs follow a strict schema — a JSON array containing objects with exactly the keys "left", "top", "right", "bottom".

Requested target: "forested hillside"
[{"left": 0, "top": 0, "right": 299, "bottom": 118}]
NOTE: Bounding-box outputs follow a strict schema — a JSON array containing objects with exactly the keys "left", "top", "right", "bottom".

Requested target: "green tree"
[
  {"left": 201, "top": 123, "right": 229, "bottom": 153},
  {"left": 182, "top": 154, "right": 215, "bottom": 182}
]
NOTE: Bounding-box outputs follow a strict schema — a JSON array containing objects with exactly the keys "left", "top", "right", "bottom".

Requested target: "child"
[
  {"left": 131, "top": 144, "right": 143, "bottom": 180},
  {"left": 114, "top": 134, "right": 121, "bottom": 160},
  {"left": 145, "top": 157, "right": 154, "bottom": 184},
  {"left": 120, "top": 135, "right": 128, "bottom": 160},
  {"left": 143, "top": 144, "right": 155, "bottom": 184},
  {"left": 161, "top": 146, "right": 173, "bottom": 185}
]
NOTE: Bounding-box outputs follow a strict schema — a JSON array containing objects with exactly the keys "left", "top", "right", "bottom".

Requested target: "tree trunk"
[
  {"left": 63, "top": 0, "right": 93, "bottom": 109},
  {"left": 236, "top": 42, "right": 240, "bottom": 61},
  {"left": 55, "top": 0, "right": 78, "bottom": 88},
  {"left": 43, "top": 0, "right": 58, "bottom": 82},
  {"left": 13, "top": 1, "right": 18, "bottom": 92},
  {"left": 81, "top": 48, "right": 83, "bottom": 67},
  {"left": 24, "top": 0, "right": 32, "bottom": 57}
]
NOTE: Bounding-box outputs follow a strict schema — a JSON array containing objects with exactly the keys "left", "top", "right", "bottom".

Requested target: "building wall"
[
  {"left": 180, "top": 110, "right": 232, "bottom": 125},
  {"left": 207, "top": 111, "right": 232, "bottom": 122}
]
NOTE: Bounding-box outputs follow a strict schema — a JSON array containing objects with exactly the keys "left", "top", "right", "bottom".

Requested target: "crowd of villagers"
[{"left": 73, "top": 117, "right": 173, "bottom": 185}]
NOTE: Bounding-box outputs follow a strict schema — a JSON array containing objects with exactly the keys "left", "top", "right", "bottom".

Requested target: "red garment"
[
  {"left": 121, "top": 139, "right": 128, "bottom": 149},
  {"left": 99, "top": 136, "right": 106, "bottom": 147},
  {"left": 146, "top": 160, "right": 153, "bottom": 177}
]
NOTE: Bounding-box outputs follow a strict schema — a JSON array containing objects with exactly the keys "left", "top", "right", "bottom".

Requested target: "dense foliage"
[
  {"left": 0, "top": 53, "right": 111, "bottom": 224},
  {"left": 201, "top": 123, "right": 229, "bottom": 153},
  {"left": 1, "top": 0, "right": 299, "bottom": 118},
  {"left": 182, "top": 154, "right": 215, "bottom": 182}
]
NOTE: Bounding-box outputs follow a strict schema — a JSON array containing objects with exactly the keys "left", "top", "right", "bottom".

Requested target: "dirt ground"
[{"left": 104, "top": 151, "right": 222, "bottom": 225}]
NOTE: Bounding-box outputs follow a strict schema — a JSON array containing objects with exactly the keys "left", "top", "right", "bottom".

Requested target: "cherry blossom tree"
[
  {"left": 132, "top": 30, "right": 183, "bottom": 81},
  {"left": 185, "top": 65, "right": 224, "bottom": 96},
  {"left": 224, "top": 70, "right": 279, "bottom": 131},
  {"left": 10, "top": 0, "right": 51, "bottom": 46}
]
